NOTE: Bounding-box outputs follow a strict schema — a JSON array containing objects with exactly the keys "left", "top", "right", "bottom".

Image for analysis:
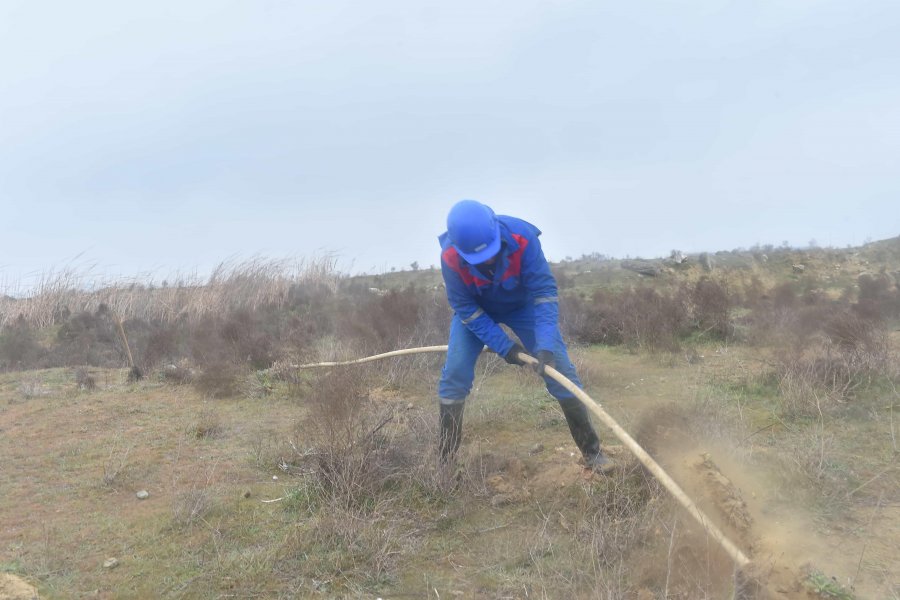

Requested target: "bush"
[
  {"left": 193, "top": 362, "right": 242, "bottom": 399},
  {"left": 771, "top": 305, "right": 892, "bottom": 414},
  {"left": 690, "top": 277, "right": 731, "bottom": 339},
  {"left": 336, "top": 285, "right": 446, "bottom": 353},
  {"left": 562, "top": 285, "right": 692, "bottom": 351},
  {"left": 52, "top": 309, "right": 121, "bottom": 367},
  {"left": 855, "top": 273, "right": 900, "bottom": 321},
  {"left": 297, "top": 366, "right": 406, "bottom": 508},
  {"left": 0, "top": 317, "right": 44, "bottom": 370}
]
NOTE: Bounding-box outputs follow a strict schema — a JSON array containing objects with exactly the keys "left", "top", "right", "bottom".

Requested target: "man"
[{"left": 437, "top": 199, "right": 611, "bottom": 470}]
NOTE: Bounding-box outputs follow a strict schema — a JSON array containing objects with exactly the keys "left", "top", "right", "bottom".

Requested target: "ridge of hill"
[{"left": 355, "top": 235, "right": 900, "bottom": 295}]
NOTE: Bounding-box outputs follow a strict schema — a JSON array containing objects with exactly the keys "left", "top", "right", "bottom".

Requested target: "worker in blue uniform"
[{"left": 437, "top": 199, "right": 611, "bottom": 471}]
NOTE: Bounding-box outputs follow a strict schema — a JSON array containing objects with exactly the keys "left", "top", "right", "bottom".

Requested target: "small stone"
[
  {"left": 136, "top": 490, "right": 149, "bottom": 500},
  {"left": 528, "top": 443, "right": 545, "bottom": 456},
  {"left": 272, "top": 475, "right": 278, "bottom": 481},
  {"left": 103, "top": 557, "right": 119, "bottom": 569}
]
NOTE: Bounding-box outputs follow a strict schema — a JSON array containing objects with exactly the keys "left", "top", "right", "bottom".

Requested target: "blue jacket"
[{"left": 439, "top": 215, "right": 560, "bottom": 356}]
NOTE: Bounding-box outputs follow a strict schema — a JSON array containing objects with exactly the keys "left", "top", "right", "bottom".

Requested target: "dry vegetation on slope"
[{"left": 1, "top": 239, "right": 898, "bottom": 599}]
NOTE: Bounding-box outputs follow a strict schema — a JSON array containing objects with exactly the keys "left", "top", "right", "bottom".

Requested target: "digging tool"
[{"left": 295, "top": 345, "right": 759, "bottom": 598}]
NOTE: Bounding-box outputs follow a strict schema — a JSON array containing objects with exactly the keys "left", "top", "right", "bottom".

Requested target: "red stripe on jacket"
[
  {"left": 442, "top": 246, "right": 491, "bottom": 287},
  {"left": 501, "top": 234, "right": 528, "bottom": 281}
]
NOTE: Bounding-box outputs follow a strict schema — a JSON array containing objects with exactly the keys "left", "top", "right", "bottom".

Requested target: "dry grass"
[
  {"left": 770, "top": 308, "right": 894, "bottom": 416},
  {"left": 1, "top": 250, "right": 898, "bottom": 598},
  {"left": 2, "top": 343, "right": 897, "bottom": 598},
  {"left": 100, "top": 434, "right": 134, "bottom": 488},
  {"left": 561, "top": 277, "right": 732, "bottom": 351},
  {"left": 0, "top": 256, "right": 340, "bottom": 328}
]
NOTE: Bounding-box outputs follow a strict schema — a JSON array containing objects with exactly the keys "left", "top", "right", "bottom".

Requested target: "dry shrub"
[
  {"left": 172, "top": 488, "right": 213, "bottom": 526},
  {"left": 52, "top": 309, "right": 120, "bottom": 367},
  {"left": 516, "top": 467, "right": 692, "bottom": 598},
  {"left": 188, "top": 310, "right": 276, "bottom": 370},
  {"left": 161, "top": 362, "right": 194, "bottom": 384},
  {"left": 337, "top": 287, "right": 421, "bottom": 350},
  {"left": 170, "top": 450, "right": 220, "bottom": 527},
  {"left": 0, "top": 260, "right": 449, "bottom": 388},
  {"left": 855, "top": 272, "right": 900, "bottom": 321},
  {"left": 691, "top": 277, "right": 731, "bottom": 339},
  {"left": 141, "top": 322, "right": 181, "bottom": 369},
  {"left": 185, "top": 309, "right": 282, "bottom": 397},
  {"left": 240, "top": 370, "right": 275, "bottom": 399},
  {"left": 296, "top": 366, "right": 410, "bottom": 509},
  {"left": 100, "top": 435, "right": 133, "bottom": 487},
  {"left": 338, "top": 285, "right": 449, "bottom": 351},
  {"left": 74, "top": 367, "right": 96, "bottom": 391},
  {"left": 739, "top": 274, "right": 767, "bottom": 307},
  {"left": 576, "top": 471, "right": 665, "bottom": 568},
  {"left": 277, "top": 368, "right": 432, "bottom": 589},
  {"left": 188, "top": 408, "right": 224, "bottom": 439},
  {"left": 562, "top": 285, "right": 692, "bottom": 351},
  {"left": 314, "top": 285, "right": 449, "bottom": 390},
  {"left": 772, "top": 307, "right": 891, "bottom": 415},
  {"left": 280, "top": 496, "right": 408, "bottom": 588},
  {"left": 25, "top": 525, "right": 70, "bottom": 580},
  {"left": 0, "top": 316, "right": 44, "bottom": 370},
  {"left": 193, "top": 362, "right": 242, "bottom": 399},
  {"left": 16, "top": 377, "right": 48, "bottom": 400},
  {"left": 0, "top": 256, "right": 339, "bottom": 329}
]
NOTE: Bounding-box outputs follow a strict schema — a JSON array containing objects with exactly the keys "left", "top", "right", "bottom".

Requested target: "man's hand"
[
  {"left": 503, "top": 343, "right": 528, "bottom": 366},
  {"left": 534, "top": 350, "right": 555, "bottom": 376}
]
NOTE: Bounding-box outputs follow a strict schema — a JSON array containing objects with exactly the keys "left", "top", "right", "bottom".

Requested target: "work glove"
[
  {"left": 503, "top": 343, "right": 528, "bottom": 366},
  {"left": 534, "top": 350, "right": 555, "bottom": 376}
]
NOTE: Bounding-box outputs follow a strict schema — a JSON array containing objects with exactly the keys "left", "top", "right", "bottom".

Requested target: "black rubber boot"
[
  {"left": 439, "top": 402, "right": 465, "bottom": 464},
  {"left": 560, "top": 401, "right": 611, "bottom": 470}
]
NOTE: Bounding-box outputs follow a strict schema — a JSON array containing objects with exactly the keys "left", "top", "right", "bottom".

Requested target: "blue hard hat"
[{"left": 447, "top": 200, "right": 501, "bottom": 264}]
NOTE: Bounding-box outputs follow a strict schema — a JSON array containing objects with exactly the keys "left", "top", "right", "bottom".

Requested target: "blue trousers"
[{"left": 438, "top": 304, "right": 584, "bottom": 408}]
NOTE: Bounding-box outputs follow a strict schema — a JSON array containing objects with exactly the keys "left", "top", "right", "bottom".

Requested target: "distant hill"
[{"left": 363, "top": 235, "right": 900, "bottom": 296}]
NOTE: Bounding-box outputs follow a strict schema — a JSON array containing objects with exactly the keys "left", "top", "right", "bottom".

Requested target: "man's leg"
[
  {"left": 437, "top": 314, "right": 484, "bottom": 462},
  {"left": 503, "top": 308, "right": 608, "bottom": 469},
  {"left": 439, "top": 403, "right": 465, "bottom": 462}
]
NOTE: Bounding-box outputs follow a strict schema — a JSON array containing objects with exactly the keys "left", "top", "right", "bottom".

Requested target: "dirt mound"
[
  {"left": 693, "top": 452, "right": 753, "bottom": 533},
  {"left": 479, "top": 445, "right": 637, "bottom": 507},
  {"left": 485, "top": 457, "right": 531, "bottom": 506},
  {"left": 0, "top": 574, "right": 38, "bottom": 600}
]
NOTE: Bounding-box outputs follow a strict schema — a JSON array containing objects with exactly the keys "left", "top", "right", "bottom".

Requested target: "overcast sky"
[{"left": 1, "top": 0, "right": 898, "bottom": 289}]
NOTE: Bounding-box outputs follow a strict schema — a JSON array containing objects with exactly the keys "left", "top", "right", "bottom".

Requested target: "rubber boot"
[
  {"left": 439, "top": 402, "right": 465, "bottom": 464},
  {"left": 560, "top": 402, "right": 612, "bottom": 471}
]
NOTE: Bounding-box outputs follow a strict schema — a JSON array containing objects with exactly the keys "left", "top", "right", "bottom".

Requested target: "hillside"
[{"left": 0, "top": 237, "right": 898, "bottom": 599}]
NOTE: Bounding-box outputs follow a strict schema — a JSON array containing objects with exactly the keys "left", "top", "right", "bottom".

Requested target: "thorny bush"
[{"left": 295, "top": 366, "right": 415, "bottom": 509}]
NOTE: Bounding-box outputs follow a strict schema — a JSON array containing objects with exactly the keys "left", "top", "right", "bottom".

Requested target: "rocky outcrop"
[{"left": 621, "top": 260, "right": 662, "bottom": 277}]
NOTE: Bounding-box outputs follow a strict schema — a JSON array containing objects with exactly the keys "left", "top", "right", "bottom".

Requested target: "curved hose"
[{"left": 296, "top": 345, "right": 750, "bottom": 568}]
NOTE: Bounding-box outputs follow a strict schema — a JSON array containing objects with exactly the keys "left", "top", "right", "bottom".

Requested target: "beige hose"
[
  {"left": 296, "top": 344, "right": 751, "bottom": 568},
  {"left": 295, "top": 346, "right": 453, "bottom": 368},
  {"left": 518, "top": 354, "right": 751, "bottom": 568}
]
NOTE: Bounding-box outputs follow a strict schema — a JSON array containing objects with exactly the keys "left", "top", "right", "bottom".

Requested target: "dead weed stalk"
[{"left": 0, "top": 256, "right": 339, "bottom": 328}]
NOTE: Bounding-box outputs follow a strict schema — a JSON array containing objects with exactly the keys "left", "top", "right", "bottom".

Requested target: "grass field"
[
  {"left": 1, "top": 239, "right": 899, "bottom": 599},
  {"left": 1, "top": 341, "right": 897, "bottom": 599}
]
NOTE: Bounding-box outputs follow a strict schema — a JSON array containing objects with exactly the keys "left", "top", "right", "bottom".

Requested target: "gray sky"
[{"left": 2, "top": 0, "right": 898, "bottom": 289}]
